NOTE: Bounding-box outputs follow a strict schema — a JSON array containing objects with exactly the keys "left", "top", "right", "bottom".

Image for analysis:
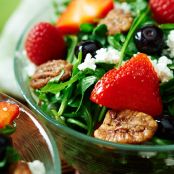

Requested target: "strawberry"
[
  {"left": 57, "top": 0, "right": 114, "bottom": 35},
  {"left": 149, "top": 0, "right": 174, "bottom": 23},
  {"left": 0, "top": 102, "right": 20, "bottom": 128},
  {"left": 90, "top": 53, "right": 163, "bottom": 117},
  {"left": 25, "top": 22, "right": 66, "bottom": 65}
]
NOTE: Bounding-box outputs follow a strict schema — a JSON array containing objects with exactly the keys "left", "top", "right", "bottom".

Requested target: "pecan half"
[
  {"left": 9, "top": 161, "right": 32, "bottom": 174},
  {"left": 94, "top": 110, "right": 158, "bottom": 144},
  {"left": 99, "top": 9, "right": 133, "bottom": 35},
  {"left": 30, "top": 60, "right": 73, "bottom": 89}
]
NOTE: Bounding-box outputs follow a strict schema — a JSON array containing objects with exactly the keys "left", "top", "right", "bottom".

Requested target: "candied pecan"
[
  {"left": 94, "top": 110, "right": 158, "bottom": 144},
  {"left": 9, "top": 161, "right": 32, "bottom": 174},
  {"left": 30, "top": 60, "right": 72, "bottom": 89},
  {"left": 99, "top": 9, "right": 133, "bottom": 35}
]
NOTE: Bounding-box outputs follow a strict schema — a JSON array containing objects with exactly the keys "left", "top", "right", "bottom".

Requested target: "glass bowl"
[
  {"left": 0, "top": 93, "right": 61, "bottom": 174},
  {"left": 14, "top": 5, "right": 174, "bottom": 174}
]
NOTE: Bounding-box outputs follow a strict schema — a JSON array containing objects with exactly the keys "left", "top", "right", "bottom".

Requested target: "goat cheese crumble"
[
  {"left": 78, "top": 53, "right": 96, "bottom": 71},
  {"left": 78, "top": 47, "right": 120, "bottom": 71},
  {"left": 25, "top": 62, "right": 36, "bottom": 76},
  {"left": 114, "top": 2, "right": 131, "bottom": 13},
  {"left": 28, "top": 160, "right": 46, "bottom": 174},
  {"left": 95, "top": 48, "right": 120, "bottom": 64},
  {"left": 152, "top": 56, "right": 173, "bottom": 83},
  {"left": 166, "top": 30, "right": 174, "bottom": 58}
]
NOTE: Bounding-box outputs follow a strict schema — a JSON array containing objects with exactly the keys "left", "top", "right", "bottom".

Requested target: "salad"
[
  {"left": 0, "top": 101, "right": 45, "bottom": 174},
  {"left": 24, "top": 0, "right": 174, "bottom": 145}
]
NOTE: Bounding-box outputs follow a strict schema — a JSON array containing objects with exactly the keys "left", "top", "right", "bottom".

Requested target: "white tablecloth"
[{"left": 0, "top": 0, "right": 50, "bottom": 98}]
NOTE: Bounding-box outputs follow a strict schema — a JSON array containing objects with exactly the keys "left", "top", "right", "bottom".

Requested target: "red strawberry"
[
  {"left": 25, "top": 22, "right": 66, "bottom": 65},
  {"left": 0, "top": 102, "right": 20, "bottom": 128},
  {"left": 90, "top": 53, "right": 163, "bottom": 117},
  {"left": 57, "top": 0, "right": 114, "bottom": 35},
  {"left": 150, "top": 0, "right": 174, "bottom": 23}
]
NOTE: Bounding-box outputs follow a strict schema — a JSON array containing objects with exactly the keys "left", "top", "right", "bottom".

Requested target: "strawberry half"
[
  {"left": 150, "top": 0, "right": 174, "bottom": 23},
  {"left": 0, "top": 102, "right": 20, "bottom": 128},
  {"left": 25, "top": 22, "right": 66, "bottom": 65},
  {"left": 90, "top": 53, "right": 163, "bottom": 117},
  {"left": 57, "top": 0, "right": 114, "bottom": 35}
]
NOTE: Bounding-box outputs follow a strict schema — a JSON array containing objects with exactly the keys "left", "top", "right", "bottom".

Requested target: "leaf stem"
[
  {"left": 98, "top": 107, "right": 107, "bottom": 122},
  {"left": 56, "top": 85, "right": 73, "bottom": 120},
  {"left": 51, "top": 109, "right": 66, "bottom": 125},
  {"left": 67, "top": 118, "right": 88, "bottom": 130},
  {"left": 159, "top": 23, "right": 174, "bottom": 30},
  {"left": 66, "top": 36, "right": 78, "bottom": 63},
  {"left": 117, "top": 8, "right": 150, "bottom": 68}
]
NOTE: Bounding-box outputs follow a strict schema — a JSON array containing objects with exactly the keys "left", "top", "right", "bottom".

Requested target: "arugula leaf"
[
  {"left": 168, "top": 102, "right": 174, "bottom": 116},
  {"left": 82, "top": 104, "right": 93, "bottom": 135},
  {"left": 6, "top": 147, "right": 20, "bottom": 163},
  {"left": 108, "top": 33, "right": 125, "bottom": 50},
  {"left": 66, "top": 36, "right": 78, "bottom": 63},
  {"left": 160, "top": 78, "right": 174, "bottom": 95},
  {"left": 49, "top": 70, "right": 65, "bottom": 83},
  {"left": 168, "top": 64, "right": 174, "bottom": 70},
  {"left": 76, "top": 76, "right": 97, "bottom": 112},
  {"left": 117, "top": 7, "right": 150, "bottom": 67},
  {"left": 66, "top": 118, "right": 88, "bottom": 130},
  {"left": 0, "top": 147, "right": 20, "bottom": 170},
  {"left": 93, "top": 24, "right": 107, "bottom": 37},
  {"left": 41, "top": 72, "right": 83, "bottom": 94},
  {"left": 0, "top": 124, "right": 16, "bottom": 135},
  {"left": 0, "top": 158, "right": 6, "bottom": 168},
  {"left": 80, "top": 23, "right": 95, "bottom": 33},
  {"left": 92, "top": 24, "right": 108, "bottom": 46},
  {"left": 159, "top": 24, "right": 174, "bottom": 30},
  {"left": 56, "top": 85, "right": 74, "bottom": 121},
  {"left": 129, "top": 0, "right": 148, "bottom": 16}
]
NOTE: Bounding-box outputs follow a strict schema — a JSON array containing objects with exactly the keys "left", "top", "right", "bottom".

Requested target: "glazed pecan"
[
  {"left": 94, "top": 110, "right": 158, "bottom": 144},
  {"left": 99, "top": 9, "right": 133, "bottom": 35},
  {"left": 9, "top": 161, "right": 32, "bottom": 174},
  {"left": 30, "top": 60, "right": 72, "bottom": 89}
]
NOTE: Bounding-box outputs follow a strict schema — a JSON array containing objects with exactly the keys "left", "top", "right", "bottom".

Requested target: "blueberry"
[
  {"left": 75, "top": 40, "right": 101, "bottom": 59},
  {"left": 0, "top": 134, "right": 12, "bottom": 160},
  {"left": 155, "top": 115, "right": 174, "bottom": 140},
  {"left": 134, "top": 25, "right": 164, "bottom": 54}
]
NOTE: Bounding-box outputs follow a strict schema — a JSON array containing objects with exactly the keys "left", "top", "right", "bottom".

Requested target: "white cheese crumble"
[
  {"left": 25, "top": 62, "right": 36, "bottom": 76},
  {"left": 152, "top": 56, "right": 173, "bottom": 83},
  {"left": 78, "top": 47, "right": 120, "bottom": 71},
  {"left": 78, "top": 53, "right": 96, "bottom": 71},
  {"left": 114, "top": 2, "right": 131, "bottom": 13},
  {"left": 166, "top": 30, "right": 174, "bottom": 58},
  {"left": 28, "top": 160, "right": 46, "bottom": 174},
  {"left": 165, "top": 158, "right": 174, "bottom": 166},
  {"left": 95, "top": 48, "right": 120, "bottom": 64}
]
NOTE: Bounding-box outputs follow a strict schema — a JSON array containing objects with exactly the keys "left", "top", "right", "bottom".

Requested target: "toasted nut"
[
  {"left": 94, "top": 110, "right": 158, "bottom": 144},
  {"left": 30, "top": 60, "right": 73, "bottom": 89},
  {"left": 9, "top": 161, "right": 32, "bottom": 174},
  {"left": 99, "top": 9, "right": 133, "bottom": 35}
]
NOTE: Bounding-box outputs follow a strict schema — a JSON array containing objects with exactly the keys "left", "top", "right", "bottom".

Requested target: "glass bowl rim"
[
  {"left": 0, "top": 92, "right": 61, "bottom": 173},
  {"left": 14, "top": 5, "right": 174, "bottom": 152}
]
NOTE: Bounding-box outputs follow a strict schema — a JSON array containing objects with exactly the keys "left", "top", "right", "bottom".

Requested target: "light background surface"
[{"left": 0, "top": 0, "right": 20, "bottom": 33}]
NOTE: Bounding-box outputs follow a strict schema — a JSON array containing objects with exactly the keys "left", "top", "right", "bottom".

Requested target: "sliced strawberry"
[
  {"left": 57, "top": 0, "right": 114, "bottom": 35},
  {"left": 90, "top": 53, "right": 163, "bottom": 117},
  {"left": 150, "top": 0, "right": 174, "bottom": 23},
  {"left": 0, "top": 102, "right": 20, "bottom": 128}
]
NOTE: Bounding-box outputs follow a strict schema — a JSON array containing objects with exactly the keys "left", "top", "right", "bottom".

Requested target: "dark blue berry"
[
  {"left": 75, "top": 40, "right": 101, "bottom": 59},
  {"left": 155, "top": 115, "right": 174, "bottom": 140},
  {"left": 134, "top": 25, "right": 164, "bottom": 54}
]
